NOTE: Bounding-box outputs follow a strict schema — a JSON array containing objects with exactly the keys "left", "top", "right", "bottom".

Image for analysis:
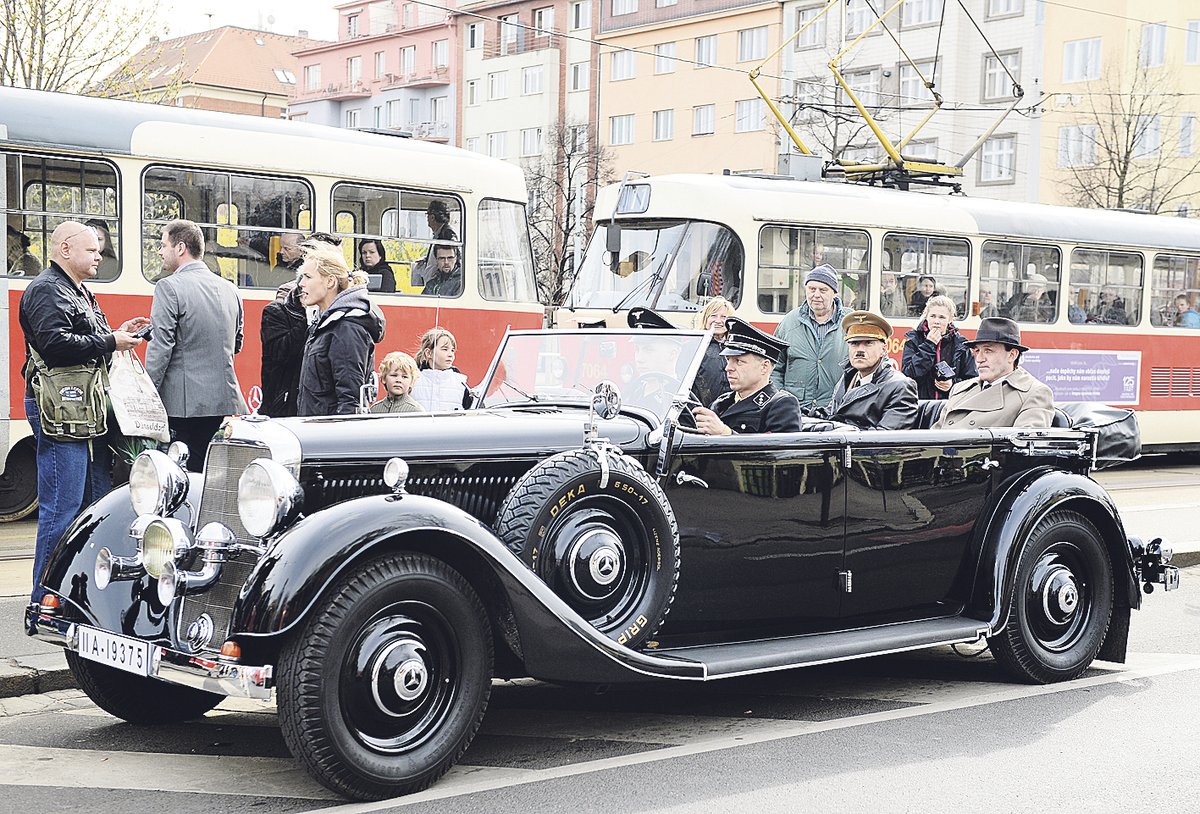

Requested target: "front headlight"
[
  {"left": 237, "top": 458, "right": 303, "bottom": 538},
  {"left": 138, "top": 517, "right": 190, "bottom": 580},
  {"left": 129, "top": 450, "right": 189, "bottom": 517}
]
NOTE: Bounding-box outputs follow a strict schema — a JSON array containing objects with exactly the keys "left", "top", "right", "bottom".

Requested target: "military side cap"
[
  {"left": 627, "top": 307, "right": 674, "bottom": 330},
  {"left": 719, "top": 317, "right": 787, "bottom": 365},
  {"left": 841, "top": 310, "right": 892, "bottom": 343}
]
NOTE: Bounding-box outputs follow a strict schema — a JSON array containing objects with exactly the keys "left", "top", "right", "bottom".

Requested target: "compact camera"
[{"left": 934, "top": 361, "right": 956, "bottom": 380}]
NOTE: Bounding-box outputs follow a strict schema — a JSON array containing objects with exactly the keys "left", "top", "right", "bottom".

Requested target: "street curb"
[
  {"left": 0, "top": 661, "right": 75, "bottom": 699},
  {"left": 1172, "top": 551, "right": 1200, "bottom": 569}
]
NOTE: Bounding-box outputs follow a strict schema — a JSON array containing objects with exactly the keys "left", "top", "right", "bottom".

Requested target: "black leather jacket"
[
  {"left": 18, "top": 263, "right": 115, "bottom": 397},
  {"left": 827, "top": 361, "right": 919, "bottom": 430}
]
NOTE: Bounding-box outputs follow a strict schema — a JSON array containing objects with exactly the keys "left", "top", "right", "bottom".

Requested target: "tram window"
[
  {"left": 757, "top": 225, "right": 868, "bottom": 314},
  {"left": 5, "top": 153, "right": 120, "bottom": 281},
  {"left": 657, "top": 222, "right": 744, "bottom": 311},
  {"left": 1068, "top": 249, "right": 1142, "bottom": 326},
  {"left": 332, "top": 183, "right": 463, "bottom": 294},
  {"left": 981, "top": 240, "right": 1062, "bottom": 324},
  {"left": 142, "top": 166, "right": 312, "bottom": 289},
  {"left": 478, "top": 198, "right": 538, "bottom": 302},
  {"left": 882, "top": 233, "right": 971, "bottom": 319},
  {"left": 1150, "top": 253, "right": 1200, "bottom": 328}
]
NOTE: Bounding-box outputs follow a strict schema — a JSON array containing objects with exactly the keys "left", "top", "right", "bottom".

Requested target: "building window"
[
  {"left": 387, "top": 99, "right": 402, "bottom": 127},
  {"left": 905, "top": 139, "right": 938, "bottom": 160},
  {"left": 845, "top": 67, "right": 881, "bottom": 108},
  {"left": 653, "top": 109, "right": 674, "bottom": 141},
  {"left": 1140, "top": 23, "right": 1167, "bottom": 68},
  {"left": 409, "top": 98, "right": 420, "bottom": 123},
  {"left": 466, "top": 22, "right": 482, "bottom": 49},
  {"left": 346, "top": 14, "right": 359, "bottom": 37},
  {"left": 345, "top": 108, "right": 360, "bottom": 128},
  {"left": 655, "top": 42, "right": 676, "bottom": 74},
  {"left": 980, "top": 135, "right": 1016, "bottom": 183},
  {"left": 433, "top": 39, "right": 449, "bottom": 68},
  {"left": 612, "top": 51, "right": 636, "bottom": 81},
  {"left": 1134, "top": 115, "right": 1162, "bottom": 159},
  {"left": 401, "top": 46, "right": 416, "bottom": 77},
  {"left": 488, "top": 71, "right": 508, "bottom": 100},
  {"left": 467, "top": 79, "right": 479, "bottom": 106},
  {"left": 1182, "top": 114, "right": 1196, "bottom": 157},
  {"left": 735, "top": 98, "right": 765, "bottom": 132},
  {"left": 465, "top": 136, "right": 480, "bottom": 152},
  {"left": 347, "top": 56, "right": 362, "bottom": 84},
  {"left": 1057, "top": 124, "right": 1097, "bottom": 167},
  {"left": 795, "top": 6, "right": 826, "bottom": 50},
  {"left": 500, "top": 14, "right": 519, "bottom": 54},
  {"left": 522, "top": 65, "right": 544, "bottom": 94},
  {"left": 693, "top": 104, "right": 715, "bottom": 136},
  {"left": 695, "top": 35, "right": 717, "bottom": 68},
  {"left": 902, "top": 0, "right": 943, "bottom": 28},
  {"left": 487, "top": 132, "right": 507, "bottom": 158},
  {"left": 571, "top": 1, "right": 591, "bottom": 30},
  {"left": 570, "top": 62, "right": 589, "bottom": 91},
  {"left": 570, "top": 125, "right": 589, "bottom": 152},
  {"left": 374, "top": 51, "right": 385, "bottom": 79},
  {"left": 738, "top": 26, "right": 767, "bottom": 62},
  {"left": 987, "top": 0, "right": 1023, "bottom": 17},
  {"left": 899, "top": 60, "right": 935, "bottom": 104},
  {"left": 610, "top": 114, "right": 634, "bottom": 146},
  {"left": 612, "top": 0, "right": 637, "bottom": 16},
  {"left": 431, "top": 96, "right": 447, "bottom": 123},
  {"left": 657, "top": 0, "right": 677, "bottom": 6},
  {"left": 983, "top": 51, "right": 1020, "bottom": 102},
  {"left": 1188, "top": 21, "right": 1200, "bottom": 64},
  {"left": 373, "top": 106, "right": 382, "bottom": 128},
  {"left": 846, "top": 0, "right": 877, "bottom": 37},
  {"left": 534, "top": 7, "right": 554, "bottom": 33},
  {"left": 1063, "top": 38, "right": 1102, "bottom": 83},
  {"left": 304, "top": 64, "right": 321, "bottom": 90},
  {"left": 521, "top": 127, "right": 544, "bottom": 156}
]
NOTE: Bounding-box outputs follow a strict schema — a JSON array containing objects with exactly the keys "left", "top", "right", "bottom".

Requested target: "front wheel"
[
  {"left": 66, "top": 651, "right": 223, "bottom": 723},
  {"left": 277, "top": 553, "right": 493, "bottom": 801},
  {"left": 987, "top": 510, "right": 1114, "bottom": 684}
]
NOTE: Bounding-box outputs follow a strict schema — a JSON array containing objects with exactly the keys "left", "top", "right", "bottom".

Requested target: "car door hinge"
[{"left": 839, "top": 570, "right": 853, "bottom": 593}]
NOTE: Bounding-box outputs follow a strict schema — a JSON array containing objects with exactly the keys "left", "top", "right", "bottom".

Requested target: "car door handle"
[
  {"left": 963, "top": 457, "right": 1000, "bottom": 472},
  {"left": 676, "top": 470, "right": 708, "bottom": 488}
]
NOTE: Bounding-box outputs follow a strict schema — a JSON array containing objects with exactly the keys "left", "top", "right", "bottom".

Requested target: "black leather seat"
[
  {"left": 1052, "top": 407, "right": 1071, "bottom": 428},
  {"left": 914, "top": 399, "right": 946, "bottom": 429}
]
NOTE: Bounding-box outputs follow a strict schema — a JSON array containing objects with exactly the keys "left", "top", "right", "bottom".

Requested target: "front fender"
[
  {"left": 966, "top": 467, "right": 1138, "bottom": 630},
  {"left": 230, "top": 493, "right": 705, "bottom": 683}
]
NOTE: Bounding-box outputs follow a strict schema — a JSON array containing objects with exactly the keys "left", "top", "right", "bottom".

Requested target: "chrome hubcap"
[
  {"left": 370, "top": 637, "right": 429, "bottom": 716},
  {"left": 1040, "top": 565, "right": 1079, "bottom": 624},
  {"left": 568, "top": 528, "right": 626, "bottom": 601}
]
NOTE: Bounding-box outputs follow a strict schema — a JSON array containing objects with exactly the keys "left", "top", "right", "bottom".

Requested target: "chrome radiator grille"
[{"left": 178, "top": 441, "right": 272, "bottom": 650}]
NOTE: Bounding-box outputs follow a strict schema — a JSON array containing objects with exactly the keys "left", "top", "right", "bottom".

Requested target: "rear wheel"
[
  {"left": 0, "top": 439, "right": 38, "bottom": 522},
  {"left": 66, "top": 651, "right": 223, "bottom": 723},
  {"left": 277, "top": 552, "right": 493, "bottom": 801},
  {"left": 988, "top": 510, "right": 1114, "bottom": 684}
]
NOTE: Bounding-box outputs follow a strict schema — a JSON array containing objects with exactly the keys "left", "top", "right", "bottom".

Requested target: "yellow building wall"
[{"left": 598, "top": 6, "right": 783, "bottom": 177}]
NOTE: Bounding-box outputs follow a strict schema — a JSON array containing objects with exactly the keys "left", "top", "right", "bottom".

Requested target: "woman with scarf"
[{"left": 901, "top": 295, "right": 976, "bottom": 400}]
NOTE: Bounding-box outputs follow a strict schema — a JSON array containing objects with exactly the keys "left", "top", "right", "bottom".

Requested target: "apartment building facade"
[
  {"left": 289, "top": 0, "right": 459, "bottom": 143},
  {"left": 779, "top": 0, "right": 1043, "bottom": 200},
  {"left": 1040, "top": 1, "right": 1200, "bottom": 215},
  {"left": 596, "top": 0, "right": 783, "bottom": 176}
]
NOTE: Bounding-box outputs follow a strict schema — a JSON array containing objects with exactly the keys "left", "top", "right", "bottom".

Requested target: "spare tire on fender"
[{"left": 493, "top": 448, "right": 679, "bottom": 648}]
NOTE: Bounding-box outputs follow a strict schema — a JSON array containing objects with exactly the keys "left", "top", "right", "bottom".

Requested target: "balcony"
[
  {"left": 483, "top": 31, "right": 556, "bottom": 59},
  {"left": 382, "top": 67, "right": 451, "bottom": 89},
  {"left": 404, "top": 120, "right": 450, "bottom": 142},
  {"left": 294, "top": 80, "right": 372, "bottom": 101}
]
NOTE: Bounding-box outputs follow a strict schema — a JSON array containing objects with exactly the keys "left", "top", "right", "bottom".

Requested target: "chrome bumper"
[{"left": 25, "top": 607, "right": 274, "bottom": 701}]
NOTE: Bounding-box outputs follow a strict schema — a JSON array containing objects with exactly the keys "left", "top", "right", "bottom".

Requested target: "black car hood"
[{"left": 267, "top": 407, "right": 649, "bottom": 463}]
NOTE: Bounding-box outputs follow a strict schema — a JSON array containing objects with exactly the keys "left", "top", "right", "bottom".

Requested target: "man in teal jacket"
[{"left": 770, "top": 264, "right": 851, "bottom": 413}]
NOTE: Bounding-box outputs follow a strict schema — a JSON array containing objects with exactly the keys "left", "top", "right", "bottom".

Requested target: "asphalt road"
[{"left": 0, "top": 560, "right": 1195, "bottom": 814}]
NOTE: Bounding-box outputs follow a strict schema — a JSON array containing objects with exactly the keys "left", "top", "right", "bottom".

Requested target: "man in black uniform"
[{"left": 693, "top": 317, "right": 801, "bottom": 434}]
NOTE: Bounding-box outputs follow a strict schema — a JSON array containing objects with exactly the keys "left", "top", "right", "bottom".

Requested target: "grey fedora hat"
[{"left": 964, "top": 316, "right": 1029, "bottom": 353}]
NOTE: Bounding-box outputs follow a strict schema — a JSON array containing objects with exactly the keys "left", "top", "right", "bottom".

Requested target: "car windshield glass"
[
  {"left": 569, "top": 221, "right": 688, "bottom": 309},
  {"left": 479, "top": 330, "right": 709, "bottom": 420}
]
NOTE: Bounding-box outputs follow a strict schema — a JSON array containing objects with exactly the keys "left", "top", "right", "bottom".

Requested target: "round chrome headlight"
[
  {"left": 138, "top": 517, "right": 190, "bottom": 580},
  {"left": 237, "top": 458, "right": 303, "bottom": 539},
  {"left": 129, "top": 450, "right": 189, "bottom": 517}
]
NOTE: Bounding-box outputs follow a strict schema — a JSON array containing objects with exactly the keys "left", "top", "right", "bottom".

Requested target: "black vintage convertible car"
[{"left": 26, "top": 328, "right": 1178, "bottom": 800}]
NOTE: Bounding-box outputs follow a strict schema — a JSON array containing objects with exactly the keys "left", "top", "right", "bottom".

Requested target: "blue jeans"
[{"left": 26, "top": 397, "right": 111, "bottom": 603}]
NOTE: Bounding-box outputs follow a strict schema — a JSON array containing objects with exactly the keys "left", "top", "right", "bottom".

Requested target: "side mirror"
[{"left": 605, "top": 222, "right": 622, "bottom": 254}]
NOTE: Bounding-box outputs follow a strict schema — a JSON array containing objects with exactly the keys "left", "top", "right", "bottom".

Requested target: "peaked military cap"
[
  {"left": 627, "top": 307, "right": 675, "bottom": 330},
  {"left": 965, "top": 316, "right": 1029, "bottom": 352},
  {"left": 841, "top": 310, "right": 892, "bottom": 343},
  {"left": 719, "top": 317, "right": 788, "bottom": 366}
]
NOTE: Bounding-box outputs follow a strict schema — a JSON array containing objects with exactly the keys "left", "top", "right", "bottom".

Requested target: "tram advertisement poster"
[{"left": 1020, "top": 350, "right": 1140, "bottom": 404}]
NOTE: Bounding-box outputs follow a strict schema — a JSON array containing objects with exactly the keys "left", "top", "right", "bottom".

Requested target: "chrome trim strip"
[{"left": 27, "top": 610, "right": 274, "bottom": 701}]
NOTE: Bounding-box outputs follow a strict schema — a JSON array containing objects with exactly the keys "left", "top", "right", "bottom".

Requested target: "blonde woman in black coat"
[{"left": 901, "top": 295, "right": 976, "bottom": 400}]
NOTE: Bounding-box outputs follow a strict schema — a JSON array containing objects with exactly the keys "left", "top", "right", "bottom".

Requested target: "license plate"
[{"left": 76, "top": 625, "right": 152, "bottom": 677}]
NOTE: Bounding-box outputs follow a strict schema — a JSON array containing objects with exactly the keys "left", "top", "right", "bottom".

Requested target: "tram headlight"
[
  {"left": 237, "top": 458, "right": 303, "bottom": 539},
  {"left": 129, "top": 450, "right": 189, "bottom": 517}
]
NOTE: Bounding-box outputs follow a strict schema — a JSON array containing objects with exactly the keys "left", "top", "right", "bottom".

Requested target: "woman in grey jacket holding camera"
[{"left": 902, "top": 295, "right": 977, "bottom": 400}]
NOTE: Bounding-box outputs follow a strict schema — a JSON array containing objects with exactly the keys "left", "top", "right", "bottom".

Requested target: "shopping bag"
[{"left": 108, "top": 350, "right": 171, "bottom": 443}]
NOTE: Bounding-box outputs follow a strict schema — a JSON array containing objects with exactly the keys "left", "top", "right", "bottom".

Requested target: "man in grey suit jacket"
[
  {"left": 147, "top": 219, "right": 248, "bottom": 470},
  {"left": 933, "top": 317, "right": 1054, "bottom": 430}
]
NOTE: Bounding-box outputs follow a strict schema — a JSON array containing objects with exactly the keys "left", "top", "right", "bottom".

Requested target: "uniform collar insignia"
[{"left": 753, "top": 390, "right": 770, "bottom": 407}]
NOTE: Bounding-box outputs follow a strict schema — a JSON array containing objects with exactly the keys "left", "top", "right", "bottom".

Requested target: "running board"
[{"left": 650, "top": 616, "right": 991, "bottom": 680}]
